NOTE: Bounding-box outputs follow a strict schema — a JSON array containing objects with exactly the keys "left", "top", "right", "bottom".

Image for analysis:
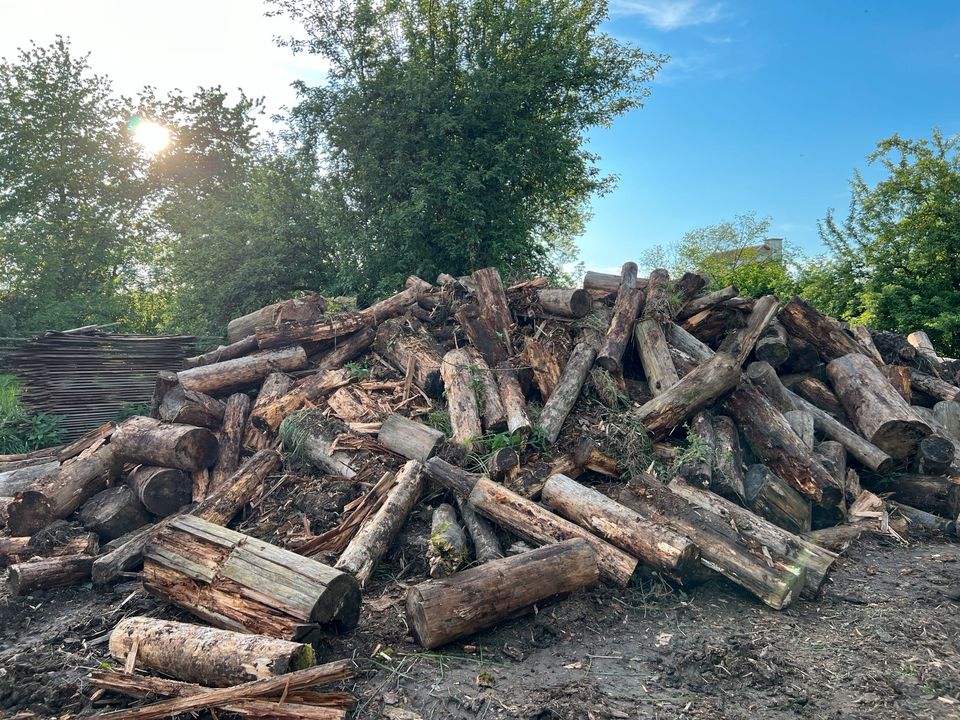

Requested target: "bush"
[{"left": 0, "top": 375, "right": 65, "bottom": 454}]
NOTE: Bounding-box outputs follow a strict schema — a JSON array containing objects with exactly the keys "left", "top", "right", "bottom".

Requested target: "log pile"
[{"left": 2, "top": 266, "right": 959, "bottom": 715}]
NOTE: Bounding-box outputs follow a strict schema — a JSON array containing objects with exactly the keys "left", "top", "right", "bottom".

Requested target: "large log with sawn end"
[
  {"left": 112, "top": 416, "right": 219, "bottom": 472},
  {"left": 177, "top": 347, "right": 308, "bottom": 395}
]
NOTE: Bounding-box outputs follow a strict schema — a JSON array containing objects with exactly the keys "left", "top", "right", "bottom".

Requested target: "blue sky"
[{"left": 583, "top": 0, "right": 960, "bottom": 271}]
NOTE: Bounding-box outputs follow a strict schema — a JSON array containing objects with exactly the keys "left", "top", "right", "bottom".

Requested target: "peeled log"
[
  {"left": 127, "top": 466, "right": 192, "bottom": 517},
  {"left": 377, "top": 414, "right": 444, "bottom": 462},
  {"left": 536, "top": 288, "right": 592, "bottom": 318},
  {"left": 441, "top": 348, "right": 483, "bottom": 452},
  {"left": 109, "top": 616, "right": 314, "bottom": 687},
  {"left": 885, "top": 474, "right": 960, "bottom": 521},
  {"left": 210, "top": 393, "right": 252, "bottom": 491},
  {"left": 79, "top": 486, "right": 152, "bottom": 541},
  {"left": 112, "top": 416, "right": 219, "bottom": 472},
  {"left": 144, "top": 515, "right": 361, "bottom": 641},
  {"left": 159, "top": 386, "right": 226, "bottom": 429},
  {"left": 784, "top": 410, "right": 815, "bottom": 450},
  {"left": 406, "top": 539, "right": 599, "bottom": 650},
  {"left": 596, "top": 262, "right": 644, "bottom": 374},
  {"left": 743, "top": 464, "right": 811, "bottom": 534},
  {"left": 177, "top": 346, "right": 308, "bottom": 396},
  {"left": 539, "top": 336, "right": 600, "bottom": 443},
  {"left": 374, "top": 320, "right": 444, "bottom": 398},
  {"left": 826, "top": 353, "right": 931, "bottom": 459},
  {"left": 7, "top": 554, "right": 93, "bottom": 596}
]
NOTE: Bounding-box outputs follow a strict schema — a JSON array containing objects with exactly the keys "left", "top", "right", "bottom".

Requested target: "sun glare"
[{"left": 129, "top": 118, "right": 171, "bottom": 156}]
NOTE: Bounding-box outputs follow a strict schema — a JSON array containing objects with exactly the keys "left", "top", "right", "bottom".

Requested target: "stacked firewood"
[{"left": 1, "top": 265, "right": 959, "bottom": 714}]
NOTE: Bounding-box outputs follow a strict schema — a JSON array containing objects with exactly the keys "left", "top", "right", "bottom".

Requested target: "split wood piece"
[
  {"left": 357, "top": 275, "right": 432, "bottom": 326},
  {"left": 494, "top": 362, "right": 532, "bottom": 437},
  {"left": 676, "top": 285, "right": 739, "bottom": 321},
  {"left": 406, "top": 538, "right": 599, "bottom": 650},
  {"left": 666, "top": 477, "right": 838, "bottom": 597},
  {"left": 377, "top": 414, "right": 444, "bottom": 462},
  {"left": 335, "top": 459, "right": 424, "bottom": 587},
  {"left": 745, "top": 362, "right": 893, "bottom": 474},
  {"left": 243, "top": 372, "right": 293, "bottom": 451},
  {"left": 907, "top": 330, "right": 947, "bottom": 366},
  {"left": 910, "top": 370, "right": 960, "bottom": 403},
  {"left": 315, "top": 326, "right": 376, "bottom": 372},
  {"left": 0, "top": 460, "right": 59, "bottom": 497},
  {"left": 724, "top": 381, "right": 843, "bottom": 508},
  {"left": 6, "top": 445, "right": 119, "bottom": 536},
  {"left": 743, "top": 464, "right": 811, "bottom": 534},
  {"left": 0, "top": 533, "right": 98, "bottom": 568},
  {"left": 227, "top": 295, "right": 328, "bottom": 344},
  {"left": 178, "top": 346, "right": 308, "bottom": 396},
  {"left": 675, "top": 410, "right": 715, "bottom": 487},
  {"left": 784, "top": 410, "right": 815, "bottom": 450},
  {"left": 149, "top": 371, "right": 180, "bottom": 420},
  {"left": 454, "top": 495, "right": 503, "bottom": 563},
  {"left": 463, "top": 347, "right": 508, "bottom": 433},
  {"left": 427, "top": 503, "right": 468, "bottom": 578},
  {"left": 79, "top": 486, "right": 152, "bottom": 541},
  {"left": 802, "top": 525, "right": 865, "bottom": 553},
  {"left": 126, "top": 466, "right": 192, "bottom": 517},
  {"left": 58, "top": 422, "right": 115, "bottom": 463},
  {"left": 934, "top": 401, "right": 960, "bottom": 443},
  {"left": 539, "top": 336, "right": 600, "bottom": 443},
  {"left": 255, "top": 314, "right": 367, "bottom": 351},
  {"left": 719, "top": 295, "right": 779, "bottom": 366},
  {"left": 778, "top": 297, "right": 878, "bottom": 365},
  {"left": 791, "top": 376, "right": 852, "bottom": 423},
  {"left": 280, "top": 415, "right": 357, "bottom": 479},
  {"left": 109, "top": 616, "right": 314, "bottom": 687},
  {"left": 711, "top": 415, "right": 746, "bottom": 500},
  {"left": 887, "top": 501, "right": 956, "bottom": 537},
  {"left": 441, "top": 348, "right": 483, "bottom": 452},
  {"left": 826, "top": 353, "right": 931, "bottom": 458},
  {"left": 596, "top": 262, "right": 645, "bottom": 374},
  {"left": 782, "top": 333, "right": 822, "bottom": 373},
  {"left": 91, "top": 659, "right": 354, "bottom": 720},
  {"left": 913, "top": 435, "right": 955, "bottom": 475},
  {"left": 112, "top": 416, "right": 219, "bottom": 472},
  {"left": 210, "top": 393, "right": 252, "bottom": 491},
  {"left": 144, "top": 515, "right": 361, "bottom": 640},
  {"left": 634, "top": 318, "right": 680, "bottom": 396},
  {"left": 424, "top": 458, "right": 638, "bottom": 586},
  {"left": 252, "top": 368, "right": 351, "bottom": 432},
  {"left": 850, "top": 325, "right": 885, "bottom": 365},
  {"left": 881, "top": 365, "right": 913, "bottom": 404},
  {"left": 327, "top": 386, "right": 377, "bottom": 423},
  {"left": 541, "top": 473, "right": 700, "bottom": 575},
  {"left": 535, "top": 288, "right": 592, "bottom": 318},
  {"left": 470, "top": 267, "right": 514, "bottom": 361},
  {"left": 7, "top": 554, "right": 93, "bottom": 596},
  {"left": 159, "top": 385, "right": 226, "bottom": 429},
  {"left": 520, "top": 337, "right": 563, "bottom": 401},
  {"left": 884, "top": 474, "right": 960, "bottom": 521},
  {"left": 617, "top": 477, "right": 803, "bottom": 608},
  {"left": 754, "top": 320, "right": 789, "bottom": 368},
  {"left": 186, "top": 335, "right": 259, "bottom": 369},
  {"left": 193, "top": 449, "right": 281, "bottom": 525},
  {"left": 374, "top": 319, "right": 444, "bottom": 398},
  {"left": 815, "top": 441, "right": 847, "bottom": 488},
  {"left": 631, "top": 352, "right": 741, "bottom": 441}
]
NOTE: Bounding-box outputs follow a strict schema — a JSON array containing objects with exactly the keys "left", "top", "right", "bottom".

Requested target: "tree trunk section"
[
  {"left": 192, "top": 449, "right": 281, "bottom": 526},
  {"left": 159, "top": 386, "right": 226, "bottom": 429},
  {"left": 427, "top": 503, "right": 468, "bottom": 578},
  {"left": 675, "top": 410, "right": 715, "bottom": 487},
  {"left": 373, "top": 320, "right": 444, "bottom": 398},
  {"left": 851, "top": 325, "right": 886, "bottom": 365},
  {"left": 784, "top": 409, "right": 815, "bottom": 449},
  {"left": 280, "top": 415, "right": 357, "bottom": 479},
  {"left": 471, "top": 267, "right": 514, "bottom": 361},
  {"left": 112, "top": 416, "right": 219, "bottom": 472},
  {"left": 539, "top": 337, "right": 599, "bottom": 443},
  {"left": 377, "top": 414, "right": 444, "bottom": 462},
  {"left": 495, "top": 362, "right": 532, "bottom": 437},
  {"left": 186, "top": 336, "right": 259, "bottom": 369},
  {"left": 885, "top": 474, "right": 960, "bottom": 521},
  {"left": 79, "top": 486, "right": 152, "bottom": 540},
  {"left": 634, "top": 319, "right": 679, "bottom": 396},
  {"left": 910, "top": 371, "right": 960, "bottom": 403},
  {"left": 596, "top": 262, "right": 644, "bottom": 374},
  {"left": 464, "top": 347, "right": 507, "bottom": 433},
  {"left": 441, "top": 348, "right": 483, "bottom": 452},
  {"left": 754, "top": 320, "right": 789, "bottom": 368},
  {"left": 149, "top": 371, "right": 180, "bottom": 420},
  {"left": 520, "top": 338, "right": 563, "bottom": 401},
  {"left": 0, "top": 460, "right": 59, "bottom": 497},
  {"left": 710, "top": 415, "right": 746, "bottom": 500},
  {"left": 778, "top": 297, "right": 877, "bottom": 364},
  {"left": 535, "top": 288, "right": 592, "bottom": 318},
  {"left": 881, "top": 365, "right": 913, "bottom": 404},
  {"left": 254, "top": 314, "right": 367, "bottom": 352},
  {"left": 243, "top": 372, "right": 294, "bottom": 451},
  {"left": 814, "top": 441, "right": 846, "bottom": 487},
  {"left": 314, "top": 326, "right": 376, "bottom": 372},
  {"left": 251, "top": 369, "right": 351, "bottom": 432},
  {"left": 454, "top": 495, "right": 502, "bottom": 563},
  {"left": 7, "top": 554, "right": 93, "bottom": 596},
  {"left": 0, "top": 533, "right": 98, "bottom": 568},
  {"left": 743, "top": 464, "right": 811, "bottom": 534},
  {"left": 126, "top": 466, "right": 192, "bottom": 517},
  {"left": 211, "top": 393, "right": 252, "bottom": 491},
  {"left": 178, "top": 347, "right": 308, "bottom": 396},
  {"left": 934, "top": 401, "right": 960, "bottom": 443},
  {"left": 913, "top": 435, "right": 955, "bottom": 475},
  {"left": 227, "top": 295, "right": 328, "bottom": 344},
  {"left": 676, "top": 285, "right": 738, "bottom": 321}
]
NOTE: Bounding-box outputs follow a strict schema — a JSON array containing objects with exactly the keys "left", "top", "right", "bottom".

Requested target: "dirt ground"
[{"left": 2, "top": 473, "right": 959, "bottom": 720}]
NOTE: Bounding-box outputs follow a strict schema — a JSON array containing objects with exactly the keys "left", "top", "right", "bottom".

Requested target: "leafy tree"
[
  {"left": 270, "top": 0, "right": 665, "bottom": 302},
  {"left": 803, "top": 130, "right": 960, "bottom": 355}
]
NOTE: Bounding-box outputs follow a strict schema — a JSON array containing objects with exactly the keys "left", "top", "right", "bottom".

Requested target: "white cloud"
[{"left": 611, "top": 0, "right": 723, "bottom": 30}]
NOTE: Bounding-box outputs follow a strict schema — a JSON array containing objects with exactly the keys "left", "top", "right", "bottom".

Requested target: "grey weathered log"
[
  {"left": 0, "top": 533, "right": 98, "bottom": 568},
  {"left": 177, "top": 346, "right": 309, "bottom": 396},
  {"left": 79, "top": 486, "right": 152, "bottom": 541},
  {"left": 934, "top": 400, "right": 960, "bottom": 443},
  {"left": 634, "top": 318, "right": 680, "bottom": 396},
  {"left": 539, "top": 335, "right": 600, "bottom": 443},
  {"left": 641, "top": 268, "right": 672, "bottom": 323},
  {"left": 186, "top": 335, "right": 259, "bottom": 369},
  {"left": 374, "top": 319, "right": 444, "bottom": 398},
  {"left": 159, "top": 385, "right": 227, "bottom": 429},
  {"left": 719, "top": 295, "right": 779, "bottom": 366},
  {"left": 377, "top": 414, "right": 444, "bottom": 462},
  {"left": 315, "top": 326, "right": 376, "bottom": 372},
  {"left": 112, "top": 416, "right": 219, "bottom": 472},
  {"left": 595, "top": 262, "right": 644, "bottom": 374},
  {"left": 814, "top": 441, "right": 846, "bottom": 487},
  {"left": 126, "top": 466, "right": 193, "bottom": 517},
  {"left": 784, "top": 410, "right": 815, "bottom": 450},
  {"left": 279, "top": 414, "right": 357, "bottom": 479},
  {"left": 427, "top": 503, "right": 468, "bottom": 578},
  {"left": 0, "top": 461, "right": 59, "bottom": 497},
  {"left": 754, "top": 320, "right": 789, "bottom": 368},
  {"left": 7, "top": 554, "right": 94, "bottom": 596},
  {"left": 711, "top": 414, "right": 746, "bottom": 500},
  {"left": 149, "top": 371, "right": 180, "bottom": 420},
  {"left": 495, "top": 362, "right": 532, "bottom": 437},
  {"left": 676, "top": 285, "right": 739, "bottom": 321},
  {"left": 535, "top": 288, "right": 592, "bottom": 318},
  {"left": 242, "top": 372, "right": 293, "bottom": 451},
  {"left": 464, "top": 347, "right": 507, "bottom": 433},
  {"left": 884, "top": 474, "right": 960, "bottom": 521},
  {"left": 227, "top": 295, "right": 328, "bottom": 344},
  {"left": 743, "top": 464, "right": 811, "bottom": 534},
  {"left": 210, "top": 393, "right": 252, "bottom": 492},
  {"left": 779, "top": 297, "right": 875, "bottom": 364},
  {"left": 441, "top": 347, "right": 483, "bottom": 452},
  {"left": 454, "top": 495, "right": 502, "bottom": 563},
  {"left": 887, "top": 501, "right": 956, "bottom": 537},
  {"left": 910, "top": 371, "right": 960, "bottom": 403},
  {"left": 665, "top": 322, "right": 714, "bottom": 363},
  {"left": 675, "top": 410, "right": 714, "bottom": 487}
]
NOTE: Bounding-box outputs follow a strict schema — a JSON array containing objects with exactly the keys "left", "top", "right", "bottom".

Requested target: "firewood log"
[
  {"left": 907, "top": 330, "right": 947, "bottom": 366},
  {"left": 126, "top": 466, "right": 192, "bottom": 517},
  {"left": 910, "top": 370, "right": 960, "bottom": 403},
  {"left": 441, "top": 348, "right": 483, "bottom": 452},
  {"left": 251, "top": 368, "right": 351, "bottom": 432},
  {"left": 177, "top": 346, "right": 308, "bottom": 395},
  {"left": 781, "top": 333, "right": 822, "bottom": 373},
  {"left": 374, "top": 319, "right": 444, "bottom": 398},
  {"left": 159, "top": 385, "right": 226, "bottom": 429},
  {"left": 357, "top": 275, "right": 431, "bottom": 325},
  {"left": 227, "top": 295, "right": 328, "bottom": 344},
  {"left": 520, "top": 337, "right": 563, "bottom": 400},
  {"left": 814, "top": 441, "right": 846, "bottom": 487},
  {"left": 850, "top": 325, "right": 885, "bottom": 365},
  {"left": 0, "top": 533, "right": 98, "bottom": 567},
  {"left": 406, "top": 539, "right": 599, "bottom": 650},
  {"left": 826, "top": 353, "right": 931, "bottom": 458},
  {"left": 454, "top": 495, "right": 502, "bottom": 563},
  {"left": 254, "top": 314, "right": 367, "bottom": 351},
  {"left": 675, "top": 410, "right": 715, "bottom": 487},
  {"left": 634, "top": 317, "right": 679, "bottom": 396},
  {"left": 743, "top": 464, "right": 811, "bottom": 534},
  {"left": 455, "top": 303, "right": 505, "bottom": 366},
  {"left": 887, "top": 501, "right": 956, "bottom": 537},
  {"left": 112, "top": 416, "right": 219, "bottom": 472},
  {"left": 314, "top": 326, "right": 376, "bottom": 371},
  {"left": 718, "top": 295, "right": 779, "bottom": 367},
  {"left": 243, "top": 372, "right": 294, "bottom": 451},
  {"left": 596, "top": 262, "right": 645, "bottom": 374},
  {"left": 803, "top": 524, "right": 865, "bottom": 553},
  {"left": 463, "top": 348, "right": 507, "bottom": 432},
  {"left": 186, "top": 335, "right": 259, "bottom": 368},
  {"left": 427, "top": 503, "right": 468, "bottom": 578},
  {"left": 539, "top": 335, "right": 600, "bottom": 443},
  {"left": 535, "top": 288, "right": 592, "bottom": 318},
  {"left": 754, "top": 320, "right": 789, "bottom": 368},
  {"left": 0, "top": 460, "right": 59, "bottom": 497},
  {"left": 884, "top": 474, "right": 960, "bottom": 521},
  {"left": 470, "top": 267, "right": 514, "bottom": 360},
  {"left": 778, "top": 297, "right": 875, "bottom": 364},
  {"left": 377, "top": 414, "right": 444, "bottom": 462},
  {"left": 665, "top": 322, "right": 714, "bottom": 362},
  {"left": 79, "top": 486, "right": 152, "bottom": 540},
  {"left": 109, "top": 616, "right": 314, "bottom": 687},
  {"left": 881, "top": 365, "right": 913, "bottom": 404},
  {"left": 144, "top": 515, "right": 360, "bottom": 641},
  {"left": 913, "top": 435, "right": 955, "bottom": 475},
  {"left": 210, "top": 393, "right": 252, "bottom": 491},
  {"left": 710, "top": 414, "right": 746, "bottom": 500},
  {"left": 682, "top": 304, "right": 746, "bottom": 346},
  {"left": 934, "top": 400, "right": 960, "bottom": 443},
  {"left": 279, "top": 413, "right": 357, "bottom": 479},
  {"left": 784, "top": 409, "right": 815, "bottom": 450},
  {"left": 6, "top": 554, "right": 94, "bottom": 596},
  {"left": 676, "top": 285, "right": 738, "bottom": 321},
  {"left": 149, "top": 370, "right": 180, "bottom": 420},
  {"left": 495, "top": 361, "right": 532, "bottom": 436},
  {"left": 790, "top": 376, "right": 852, "bottom": 423}
]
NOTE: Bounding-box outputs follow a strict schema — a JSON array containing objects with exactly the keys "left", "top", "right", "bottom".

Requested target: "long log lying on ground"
[
  {"left": 826, "top": 353, "right": 931, "bottom": 458},
  {"left": 186, "top": 335, "right": 259, "bottom": 369},
  {"left": 406, "top": 538, "right": 599, "bottom": 650},
  {"left": 159, "top": 385, "right": 226, "bottom": 429},
  {"left": 279, "top": 414, "right": 358, "bottom": 479},
  {"left": 177, "top": 346, "right": 308, "bottom": 396},
  {"left": 7, "top": 554, "right": 94, "bottom": 595},
  {"left": 6, "top": 445, "right": 119, "bottom": 536},
  {"left": 377, "top": 414, "right": 444, "bottom": 462},
  {"left": 710, "top": 414, "right": 746, "bottom": 500},
  {"left": 227, "top": 295, "right": 328, "bottom": 344},
  {"left": 884, "top": 474, "right": 960, "bottom": 521},
  {"left": 596, "top": 262, "right": 645, "bottom": 374},
  {"left": 144, "top": 515, "right": 361, "bottom": 641},
  {"left": 109, "top": 616, "right": 314, "bottom": 687},
  {"left": 112, "top": 416, "right": 219, "bottom": 472},
  {"left": 243, "top": 372, "right": 293, "bottom": 451},
  {"left": 0, "top": 460, "right": 59, "bottom": 497},
  {"left": 79, "top": 486, "right": 152, "bottom": 541},
  {"left": 374, "top": 319, "right": 445, "bottom": 398},
  {"left": 539, "top": 335, "right": 600, "bottom": 443},
  {"left": 778, "top": 296, "right": 876, "bottom": 364},
  {"left": 0, "top": 533, "right": 98, "bottom": 567},
  {"left": 126, "top": 466, "right": 192, "bottom": 517},
  {"left": 425, "top": 458, "right": 637, "bottom": 585},
  {"left": 676, "top": 285, "right": 738, "bottom": 321},
  {"left": 334, "top": 460, "right": 424, "bottom": 587},
  {"left": 210, "top": 393, "right": 252, "bottom": 491}
]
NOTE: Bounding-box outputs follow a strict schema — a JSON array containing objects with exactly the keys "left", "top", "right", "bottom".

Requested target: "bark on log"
[
  {"left": 186, "top": 336, "right": 259, "bottom": 369},
  {"left": 193, "top": 449, "right": 281, "bottom": 526},
  {"left": 634, "top": 318, "right": 679, "bottom": 396},
  {"left": 743, "top": 464, "right": 812, "bottom": 534},
  {"left": 676, "top": 285, "right": 739, "bottom": 321},
  {"left": 754, "top": 320, "right": 789, "bottom": 368},
  {"left": 913, "top": 435, "right": 955, "bottom": 475},
  {"left": 826, "top": 353, "right": 931, "bottom": 458},
  {"left": 803, "top": 525, "right": 865, "bottom": 553},
  {"left": 642, "top": 268, "right": 672, "bottom": 323},
  {"left": 464, "top": 348, "right": 507, "bottom": 432},
  {"left": 79, "top": 486, "right": 152, "bottom": 540},
  {"left": 539, "top": 336, "right": 599, "bottom": 443},
  {"left": 596, "top": 262, "right": 644, "bottom": 374},
  {"left": 520, "top": 337, "right": 563, "bottom": 401},
  {"left": 470, "top": 267, "right": 514, "bottom": 360},
  {"left": 243, "top": 372, "right": 294, "bottom": 451},
  {"left": 535, "top": 288, "right": 592, "bottom": 318},
  {"left": 724, "top": 382, "right": 843, "bottom": 507},
  {"left": 851, "top": 325, "right": 885, "bottom": 365},
  {"left": 0, "top": 533, "right": 98, "bottom": 567},
  {"left": 454, "top": 495, "right": 502, "bottom": 563},
  {"left": 92, "top": 514, "right": 181, "bottom": 585},
  {"left": 357, "top": 275, "right": 431, "bottom": 326},
  {"left": 314, "top": 326, "right": 376, "bottom": 372},
  {"left": 665, "top": 322, "right": 714, "bottom": 363},
  {"left": 406, "top": 539, "right": 599, "bottom": 650},
  {"left": 210, "top": 393, "right": 252, "bottom": 491},
  {"left": 112, "top": 416, "right": 219, "bottom": 472},
  {"left": 334, "top": 460, "right": 424, "bottom": 587},
  {"left": 126, "top": 466, "right": 192, "bottom": 517},
  {"left": 815, "top": 441, "right": 847, "bottom": 487},
  {"left": 791, "top": 376, "right": 852, "bottom": 423},
  {"left": 711, "top": 415, "right": 746, "bottom": 500},
  {"left": 441, "top": 348, "right": 483, "bottom": 452},
  {"left": 495, "top": 362, "right": 532, "bottom": 437},
  {"left": 784, "top": 410, "right": 815, "bottom": 450},
  {"left": 6, "top": 445, "right": 119, "bottom": 536},
  {"left": 681, "top": 305, "right": 745, "bottom": 346},
  {"left": 427, "top": 503, "right": 468, "bottom": 578},
  {"left": 6, "top": 554, "right": 93, "bottom": 596},
  {"left": 720, "top": 295, "right": 779, "bottom": 366},
  {"left": 374, "top": 320, "right": 444, "bottom": 398},
  {"left": 455, "top": 303, "right": 506, "bottom": 367},
  {"left": 159, "top": 385, "right": 226, "bottom": 429},
  {"left": 885, "top": 474, "right": 960, "bottom": 521},
  {"left": 910, "top": 371, "right": 960, "bottom": 402},
  {"left": 881, "top": 365, "right": 913, "bottom": 404},
  {"left": 178, "top": 347, "right": 308, "bottom": 396},
  {"left": 109, "top": 616, "right": 314, "bottom": 687},
  {"left": 0, "top": 461, "right": 59, "bottom": 497},
  {"left": 671, "top": 272, "right": 708, "bottom": 318},
  {"left": 873, "top": 330, "right": 919, "bottom": 365},
  {"left": 782, "top": 333, "right": 822, "bottom": 374},
  {"left": 144, "top": 514, "right": 361, "bottom": 640},
  {"left": 779, "top": 297, "right": 876, "bottom": 364},
  {"left": 582, "top": 271, "right": 649, "bottom": 299},
  {"left": 377, "top": 414, "right": 444, "bottom": 462},
  {"left": 888, "top": 501, "right": 956, "bottom": 537},
  {"left": 934, "top": 401, "right": 960, "bottom": 443},
  {"left": 251, "top": 369, "right": 351, "bottom": 432},
  {"left": 675, "top": 411, "right": 715, "bottom": 487},
  {"left": 541, "top": 473, "right": 700, "bottom": 575},
  {"left": 907, "top": 330, "right": 946, "bottom": 366},
  {"left": 279, "top": 415, "right": 357, "bottom": 479},
  {"left": 255, "top": 314, "right": 368, "bottom": 351},
  {"left": 149, "top": 371, "right": 180, "bottom": 420},
  {"left": 227, "top": 295, "right": 328, "bottom": 344}
]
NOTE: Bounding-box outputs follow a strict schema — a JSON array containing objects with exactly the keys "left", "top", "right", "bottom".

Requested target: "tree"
[
  {"left": 0, "top": 37, "right": 150, "bottom": 334},
  {"left": 269, "top": 0, "right": 665, "bottom": 302},
  {"left": 803, "top": 130, "right": 960, "bottom": 355}
]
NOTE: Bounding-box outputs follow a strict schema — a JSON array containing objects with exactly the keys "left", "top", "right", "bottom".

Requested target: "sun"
[{"left": 128, "top": 117, "right": 171, "bottom": 156}]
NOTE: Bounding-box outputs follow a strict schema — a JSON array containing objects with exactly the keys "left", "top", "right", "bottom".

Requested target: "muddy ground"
[{"left": 2, "top": 472, "right": 959, "bottom": 720}]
